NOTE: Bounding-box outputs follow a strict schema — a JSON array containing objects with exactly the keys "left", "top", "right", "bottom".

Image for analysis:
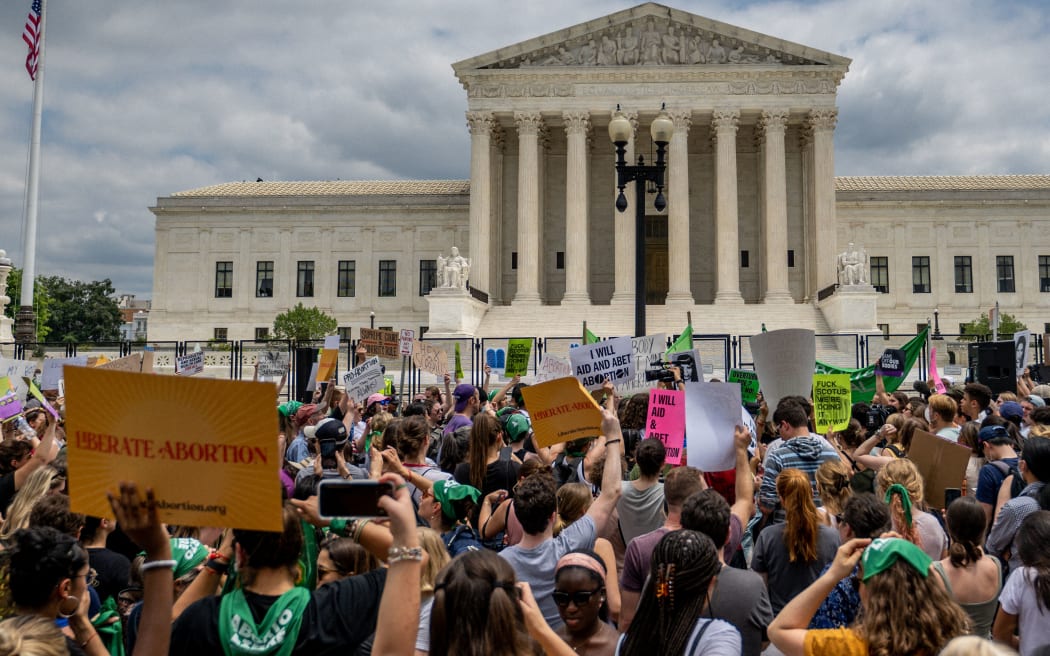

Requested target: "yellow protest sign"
[
  {"left": 813, "top": 373, "right": 852, "bottom": 433},
  {"left": 64, "top": 367, "right": 282, "bottom": 531},
  {"left": 520, "top": 377, "right": 603, "bottom": 448},
  {"left": 316, "top": 349, "right": 338, "bottom": 382}
]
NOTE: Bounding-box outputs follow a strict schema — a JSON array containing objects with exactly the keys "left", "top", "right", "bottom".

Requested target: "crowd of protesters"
[{"left": 1, "top": 353, "right": 1050, "bottom": 655}]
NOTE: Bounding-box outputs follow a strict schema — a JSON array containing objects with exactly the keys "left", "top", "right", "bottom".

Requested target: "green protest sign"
[
  {"left": 504, "top": 339, "right": 532, "bottom": 377},
  {"left": 728, "top": 369, "right": 760, "bottom": 403},
  {"left": 813, "top": 374, "right": 852, "bottom": 433},
  {"left": 814, "top": 328, "right": 927, "bottom": 403},
  {"left": 454, "top": 343, "right": 464, "bottom": 380}
]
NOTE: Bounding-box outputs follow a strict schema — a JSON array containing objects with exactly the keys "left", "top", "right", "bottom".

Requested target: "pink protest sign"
[
  {"left": 930, "top": 347, "right": 947, "bottom": 394},
  {"left": 645, "top": 389, "right": 686, "bottom": 465}
]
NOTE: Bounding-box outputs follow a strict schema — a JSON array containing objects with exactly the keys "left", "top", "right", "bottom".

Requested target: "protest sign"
[
  {"left": 27, "top": 381, "right": 59, "bottom": 420},
  {"left": 360, "top": 328, "right": 400, "bottom": 358},
  {"left": 520, "top": 377, "right": 603, "bottom": 448},
  {"left": 140, "top": 350, "right": 155, "bottom": 374},
  {"left": 615, "top": 334, "right": 667, "bottom": 396},
  {"left": 684, "top": 382, "right": 742, "bottom": 472},
  {"left": 1015, "top": 330, "right": 1031, "bottom": 373},
  {"left": 813, "top": 374, "right": 852, "bottom": 433},
  {"left": 646, "top": 389, "right": 685, "bottom": 465},
  {"left": 750, "top": 329, "right": 815, "bottom": 412},
  {"left": 569, "top": 336, "right": 635, "bottom": 390},
  {"left": 412, "top": 341, "right": 449, "bottom": 377},
  {"left": 256, "top": 350, "right": 289, "bottom": 378},
  {"left": 96, "top": 353, "right": 144, "bottom": 373},
  {"left": 0, "top": 377, "right": 21, "bottom": 420},
  {"left": 316, "top": 347, "right": 338, "bottom": 382},
  {"left": 305, "top": 363, "right": 319, "bottom": 392},
  {"left": 0, "top": 359, "right": 36, "bottom": 399},
  {"left": 88, "top": 355, "right": 110, "bottom": 367},
  {"left": 323, "top": 335, "right": 340, "bottom": 350},
  {"left": 728, "top": 369, "right": 759, "bottom": 404},
  {"left": 454, "top": 343, "right": 464, "bottom": 380},
  {"left": 875, "top": 349, "right": 906, "bottom": 378},
  {"left": 343, "top": 357, "right": 385, "bottom": 404},
  {"left": 504, "top": 339, "right": 533, "bottom": 378},
  {"left": 399, "top": 329, "right": 415, "bottom": 357},
  {"left": 908, "top": 428, "right": 971, "bottom": 508},
  {"left": 535, "top": 355, "right": 573, "bottom": 383},
  {"left": 667, "top": 349, "right": 702, "bottom": 383},
  {"left": 42, "top": 357, "right": 87, "bottom": 391},
  {"left": 929, "top": 347, "right": 946, "bottom": 394},
  {"left": 175, "top": 351, "right": 205, "bottom": 376},
  {"left": 64, "top": 367, "right": 282, "bottom": 531}
]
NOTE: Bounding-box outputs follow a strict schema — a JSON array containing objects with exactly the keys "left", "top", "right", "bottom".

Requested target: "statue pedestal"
[
  {"left": 818, "top": 285, "right": 878, "bottom": 334},
  {"left": 0, "top": 316, "right": 12, "bottom": 344},
  {"left": 425, "top": 287, "right": 489, "bottom": 337}
]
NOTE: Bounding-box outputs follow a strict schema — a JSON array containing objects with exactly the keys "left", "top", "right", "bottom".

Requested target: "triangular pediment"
[{"left": 453, "top": 2, "right": 849, "bottom": 75}]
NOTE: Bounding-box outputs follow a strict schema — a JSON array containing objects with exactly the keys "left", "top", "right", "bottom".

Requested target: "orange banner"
[{"left": 519, "top": 377, "right": 603, "bottom": 448}]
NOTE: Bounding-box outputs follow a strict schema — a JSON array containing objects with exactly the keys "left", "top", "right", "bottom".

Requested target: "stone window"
[
  {"left": 997, "top": 255, "right": 1015, "bottom": 293},
  {"left": 215, "top": 262, "right": 233, "bottom": 298},
  {"left": 877, "top": 323, "right": 890, "bottom": 339},
  {"left": 213, "top": 327, "right": 228, "bottom": 340},
  {"left": 337, "top": 327, "right": 353, "bottom": 341},
  {"left": 254, "top": 327, "right": 269, "bottom": 340},
  {"left": 911, "top": 256, "right": 930, "bottom": 294},
  {"left": 379, "top": 260, "right": 397, "bottom": 297},
  {"left": 297, "top": 261, "right": 315, "bottom": 297},
  {"left": 1039, "top": 256, "right": 1050, "bottom": 292},
  {"left": 870, "top": 256, "right": 889, "bottom": 293},
  {"left": 954, "top": 256, "right": 973, "bottom": 293},
  {"left": 740, "top": 250, "right": 749, "bottom": 268},
  {"left": 556, "top": 252, "right": 565, "bottom": 270},
  {"left": 338, "top": 260, "right": 356, "bottom": 297},
  {"left": 787, "top": 250, "right": 795, "bottom": 268},
  {"left": 256, "top": 261, "right": 274, "bottom": 297},
  {"left": 419, "top": 260, "right": 437, "bottom": 296}
]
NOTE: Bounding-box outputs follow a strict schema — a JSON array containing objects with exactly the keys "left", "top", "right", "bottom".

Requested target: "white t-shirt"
[{"left": 1000, "top": 566, "right": 1050, "bottom": 656}]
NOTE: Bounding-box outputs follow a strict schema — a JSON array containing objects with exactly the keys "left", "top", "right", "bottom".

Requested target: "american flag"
[{"left": 23, "top": 0, "right": 42, "bottom": 80}]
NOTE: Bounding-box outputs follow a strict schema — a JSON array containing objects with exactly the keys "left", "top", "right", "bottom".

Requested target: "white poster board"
[
  {"left": 1015, "top": 330, "right": 1031, "bottom": 373},
  {"left": 399, "top": 330, "right": 415, "bottom": 357},
  {"left": 569, "top": 336, "right": 635, "bottom": 390},
  {"left": 175, "top": 351, "right": 205, "bottom": 376},
  {"left": 257, "top": 350, "right": 289, "bottom": 378},
  {"left": 42, "top": 357, "right": 87, "bottom": 391},
  {"left": 343, "top": 357, "right": 385, "bottom": 404},
  {"left": 535, "top": 355, "right": 573, "bottom": 383},
  {"left": 750, "top": 328, "right": 815, "bottom": 413},
  {"left": 0, "top": 358, "right": 37, "bottom": 399},
  {"left": 614, "top": 333, "right": 667, "bottom": 396},
  {"left": 684, "top": 381, "right": 742, "bottom": 472}
]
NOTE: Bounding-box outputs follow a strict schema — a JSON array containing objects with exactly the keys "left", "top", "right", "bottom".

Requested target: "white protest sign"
[
  {"left": 0, "top": 358, "right": 37, "bottom": 398},
  {"left": 42, "top": 357, "right": 87, "bottom": 391},
  {"left": 175, "top": 351, "right": 205, "bottom": 376},
  {"left": 412, "top": 341, "right": 449, "bottom": 377},
  {"left": 1015, "top": 330, "right": 1031, "bottom": 373},
  {"left": 399, "top": 330, "right": 415, "bottom": 357},
  {"left": 304, "top": 362, "right": 319, "bottom": 392},
  {"left": 343, "top": 357, "right": 385, "bottom": 404},
  {"left": 569, "top": 336, "right": 635, "bottom": 390},
  {"left": 613, "top": 334, "right": 666, "bottom": 396},
  {"left": 257, "top": 350, "right": 289, "bottom": 378},
  {"left": 684, "top": 381, "right": 742, "bottom": 472},
  {"left": 323, "top": 335, "right": 340, "bottom": 350},
  {"left": 750, "top": 328, "right": 815, "bottom": 413},
  {"left": 535, "top": 355, "right": 573, "bottom": 382}
]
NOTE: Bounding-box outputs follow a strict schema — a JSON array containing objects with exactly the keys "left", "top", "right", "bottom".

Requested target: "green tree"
[
  {"left": 272, "top": 303, "right": 338, "bottom": 341},
  {"left": 959, "top": 310, "right": 1027, "bottom": 340},
  {"left": 3, "top": 268, "right": 53, "bottom": 342},
  {"left": 39, "top": 276, "right": 123, "bottom": 342}
]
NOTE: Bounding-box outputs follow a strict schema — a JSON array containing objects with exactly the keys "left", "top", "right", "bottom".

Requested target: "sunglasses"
[{"left": 552, "top": 588, "right": 602, "bottom": 607}]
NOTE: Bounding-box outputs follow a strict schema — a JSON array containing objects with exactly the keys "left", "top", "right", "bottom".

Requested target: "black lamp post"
[
  {"left": 609, "top": 104, "right": 673, "bottom": 338},
  {"left": 933, "top": 307, "right": 942, "bottom": 340},
  {"left": 369, "top": 311, "right": 375, "bottom": 330}
]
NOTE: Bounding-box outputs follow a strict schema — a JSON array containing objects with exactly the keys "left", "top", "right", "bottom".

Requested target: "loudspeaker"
[
  {"left": 294, "top": 347, "right": 318, "bottom": 403},
  {"left": 970, "top": 341, "right": 1016, "bottom": 394}
]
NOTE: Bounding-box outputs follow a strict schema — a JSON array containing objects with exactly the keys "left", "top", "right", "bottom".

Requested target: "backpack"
[
  {"left": 851, "top": 468, "right": 877, "bottom": 494},
  {"left": 991, "top": 460, "right": 1027, "bottom": 500}
]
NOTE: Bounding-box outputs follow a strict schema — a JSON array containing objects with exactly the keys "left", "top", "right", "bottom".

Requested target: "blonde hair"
[
  {"left": 815, "top": 460, "right": 852, "bottom": 518},
  {"left": 0, "top": 615, "right": 68, "bottom": 656},
  {"left": 0, "top": 467, "right": 59, "bottom": 541},
  {"left": 938, "top": 636, "right": 1016, "bottom": 656},
  {"left": 875, "top": 458, "right": 926, "bottom": 547},
  {"left": 555, "top": 483, "right": 592, "bottom": 536},
  {"left": 777, "top": 469, "right": 820, "bottom": 562},
  {"left": 418, "top": 527, "right": 449, "bottom": 594}
]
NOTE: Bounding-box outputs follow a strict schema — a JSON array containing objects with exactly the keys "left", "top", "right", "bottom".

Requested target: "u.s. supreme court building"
[{"left": 148, "top": 3, "right": 1050, "bottom": 344}]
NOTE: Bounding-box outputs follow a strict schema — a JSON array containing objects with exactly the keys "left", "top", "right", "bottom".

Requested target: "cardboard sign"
[
  {"left": 728, "top": 369, "right": 760, "bottom": 404},
  {"left": 64, "top": 367, "right": 282, "bottom": 531},
  {"left": 343, "top": 357, "right": 385, "bottom": 404},
  {"left": 813, "top": 374, "right": 852, "bottom": 433},
  {"left": 175, "top": 352, "right": 205, "bottom": 376},
  {"left": 875, "top": 349, "right": 907, "bottom": 378},
  {"left": 0, "top": 359, "right": 37, "bottom": 399},
  {"left": 535, "top": 355, "right": 573, "bottom": 383},
  {"left": 360, "top": 328, "right": 400, "bottom": 358},
  {"left": 908, "top": 428, "right": 972, "bottom": 507},
  {"left": 684, "top": 381, "right": 742, "bottom": 472},
  {"left": 399, "top": 329, "right": 415, "bottom": 357},
  {"left": 1015, "top": 330, "right": 1031, "bottom": 373},
  {"left": 412, "top": 341, "right": 449, "bottom": 377},
  {"left": 929, "top": 347, "right": 947, "bottom": 394},
  {"left": 96, "top": 353, "right": 144, "bottom": 373},
  {"left": 569, "top": 336, "right": 635, "bottom": 390},
  {"left": 140, "top": 351, "right": 155, "bottom": 374},
  {"left": 256, "top": 350, "right": 289, "bottom": 378},
  {"left": 645, "top": 389, "right": 685, "bottom": 464},
  {"left": 519, "top": 377, "right": 603, "bottom": 448},
  {"left": 42, "top": 357, "right": 87, "bottom": 391},
  {"left": 750, "top": 329, "right": 815, "bottom": 413},
  {"left": 89, "top": 355, "right": 111, "bottom": 367},
  {"left": 504, "top": 339, "right": 532, "bottom": 378},
  {"left": 615, "top": 334, "right": 667, "bottom": 396}
]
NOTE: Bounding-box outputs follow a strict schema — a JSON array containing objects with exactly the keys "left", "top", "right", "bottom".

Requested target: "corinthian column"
[
  {"left": 513, "top": 112, "right": 543, "bottom": 305},
  {"left": 611, "top": 110, "right": 638, "bottom": 305},
  {"left": 808, "top": 108, "right": 838, "bottom": 297},
  {"left": 760, "top": 109, "right": 793, "bottom": 303},
  {"left": 466, "top": 111, "right": 494, "bottom": 296},
  {"left": 666, "top": 109, "right": 693, "bottom": 304},
  {"left": 712, "top": 109, "right": 743, "bottom": 304},
  {"left": 562, "top": 111, "right": 591, "bottom": 304}
]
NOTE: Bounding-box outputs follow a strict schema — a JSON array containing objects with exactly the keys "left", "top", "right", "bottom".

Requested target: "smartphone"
[
  {"left": 944, "top": 488, "right": 962, "bottom": 509},
  {"left": 318, "top": 480, "right": 394, "bottom": 518}
]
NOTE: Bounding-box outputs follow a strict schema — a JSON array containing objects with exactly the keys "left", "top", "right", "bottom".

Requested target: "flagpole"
[{"left": 15, "top": 0, "right": 46, "bottom": 343}]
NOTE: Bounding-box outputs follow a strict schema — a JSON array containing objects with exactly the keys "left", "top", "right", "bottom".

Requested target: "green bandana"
[
  {"left": 217, "top": 587, "right": 311, "bottom": 656},
  {"left": 883, "top": 483, "right": 913, "bottom": 526},
  {"left": 140, "top": 538, "right": 209, "bottom": 579},
  {"left": 432, "top": 479, "right": 481, "bottom": 521},
  {"left": 861, "top": 537, "right": 932, "bottom": 581},
  {"left": 278, "top": 401, "right": 303, "bottom": 418}
]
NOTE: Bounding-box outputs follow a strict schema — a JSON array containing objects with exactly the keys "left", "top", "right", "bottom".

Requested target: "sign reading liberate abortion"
[
  {"left": 520, "top": 377, "right": 603, "bottom": 448},
  {"left": 64, "top": 367, "right": 282, "bottom": 531}
]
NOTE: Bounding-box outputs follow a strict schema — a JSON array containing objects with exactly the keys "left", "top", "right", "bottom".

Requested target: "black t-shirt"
[
  {"left": 453, "top": 450, "right": 521, "bottom": 498},
  {"left": 0, "top": 471, "right": 16, "bottom": 516},
  {"left": 169, "top": 568, "right": 386, "bottom": 655},
  {"left": 87, "top": 547, "right": 131, "bottom": 603}
]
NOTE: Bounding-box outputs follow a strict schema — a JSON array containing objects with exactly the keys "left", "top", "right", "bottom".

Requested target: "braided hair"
[{"left": 620, "top": 530, "right": 721, "bottom": 655}]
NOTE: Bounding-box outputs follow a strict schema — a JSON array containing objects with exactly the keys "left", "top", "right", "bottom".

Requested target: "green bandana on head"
[
  {"left": 883, "top": 483, "right": 913, "bottom": 526},
  {"left": 861, "top": 537, "right": 932, "bottom": 581},
  {"left": 432, "top": 479, "right": 481, "bottom": 522},
  {"left": 140, "top": 538, "right": 209, "bottom": 579},
  {"left": 278, "top": 401, "right": 303, "bottom": 418}
]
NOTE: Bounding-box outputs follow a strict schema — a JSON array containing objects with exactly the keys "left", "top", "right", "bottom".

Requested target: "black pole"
[{"left": 634, "top": 176, "right": 646, "bottom": 338}]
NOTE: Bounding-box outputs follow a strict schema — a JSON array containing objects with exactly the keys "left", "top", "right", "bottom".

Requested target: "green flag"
[
  {"left": 584, "top": 327, "right": 600, "bottom": 345},
  {"left": 454, "top": 342, "right": 464, "bottom": 380},
  {"left": 666, "top": 324, "right": 693, "bottom": 355},
  {"left": 814, "top": 328, "right": 927, "bottom": 403}
]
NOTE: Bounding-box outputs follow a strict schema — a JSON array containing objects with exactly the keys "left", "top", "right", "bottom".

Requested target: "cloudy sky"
[{"left": 1, "top": 0, "right": 1048, "bottom": 298}]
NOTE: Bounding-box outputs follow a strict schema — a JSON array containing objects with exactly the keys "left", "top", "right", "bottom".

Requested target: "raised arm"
[
  {"left": 731, "top": 425, "right": 755, "bottom": 528},
  {"left": 585, "top": 398, "right": 624, "bottom": 528},
  {"left": 851, "top": 424, "right": 895, "bottom": 471},
  {"left": 14, "top": 413, "right": 57, "bottom": 490},
  {"left": 872, "top": 372, "right": 891, "bottom": 406},
  {"left": 371, "top": 473, "right": 424, "bottom": 656}
]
